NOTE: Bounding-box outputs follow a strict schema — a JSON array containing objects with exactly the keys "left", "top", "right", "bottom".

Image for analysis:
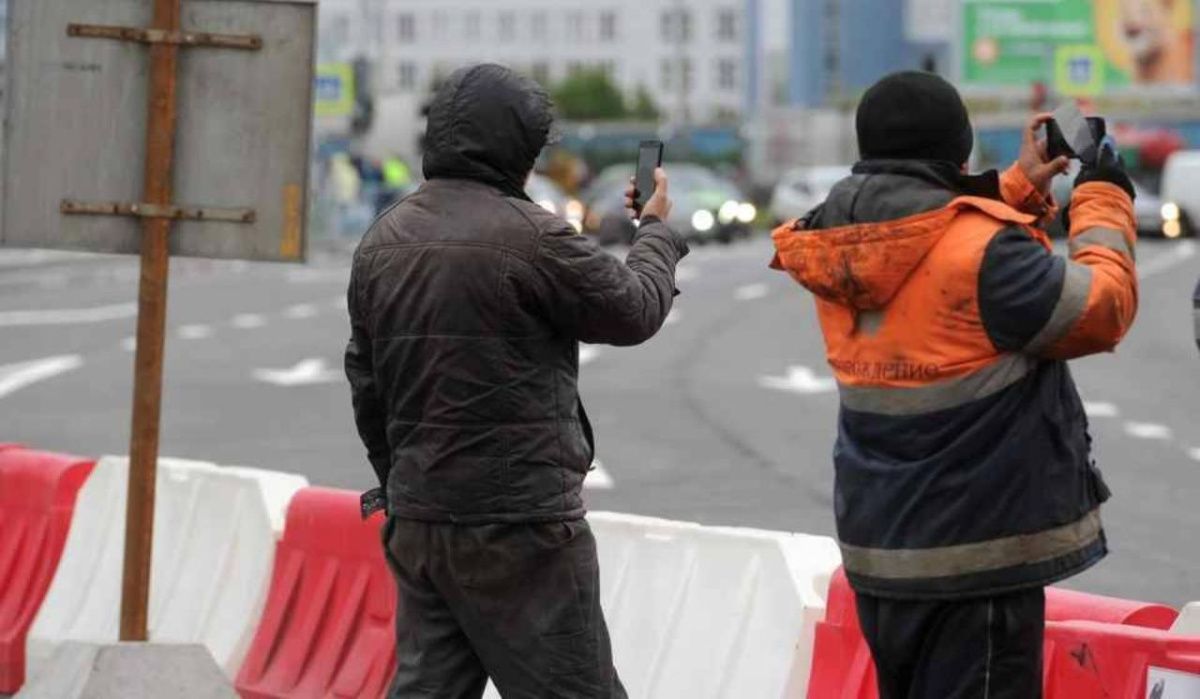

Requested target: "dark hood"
[
  {"left": 422, "top": 64, "right": 555, "bottom": 201},
  {"left": 813, "top": 160, "right": 1001, "bottom": 229}
]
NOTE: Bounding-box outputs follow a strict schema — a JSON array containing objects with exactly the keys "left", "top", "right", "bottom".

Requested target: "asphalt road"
[{"left": 1, "top": 235, "right": 1198, "bottom": 605}]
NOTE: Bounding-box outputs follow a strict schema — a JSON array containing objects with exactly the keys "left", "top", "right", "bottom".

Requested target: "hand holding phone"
[{"left": 632, "top": 141, "right": 664, "bottom": 214}]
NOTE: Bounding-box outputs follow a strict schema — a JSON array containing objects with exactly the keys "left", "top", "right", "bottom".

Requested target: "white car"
[
  {"left": 1162, "top": 150, "right": 1200, "bottom": 237},
  {"left": 769, "top": 166, "right": 851, "bottom": 225}
]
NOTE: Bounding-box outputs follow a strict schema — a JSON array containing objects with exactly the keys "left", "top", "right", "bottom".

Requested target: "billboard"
[{"left": 961, "top": 0, "right": 1195, "bottom": 94}]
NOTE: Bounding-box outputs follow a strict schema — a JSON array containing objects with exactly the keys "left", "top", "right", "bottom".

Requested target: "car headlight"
[
  {"left": 736, "top": 203, "right": 757, "bottom": 224},
  {"left": 692, "top": 210, "right": 715, "bottom": 232},
  {"left": 1164, "top": 219, "right": 1183, "bottom": 238},
  {"left": 1162, "top": 202, "right": 1181, "bottom": 222},
  {"left": 569, "top": 219, "right": 583, "bottom": 233},
  {"left": 537, "top": 199, "right": 558, "bottom": 215},
  {"left": 718, "top": 200, "right": 740, "bottom": 225}
]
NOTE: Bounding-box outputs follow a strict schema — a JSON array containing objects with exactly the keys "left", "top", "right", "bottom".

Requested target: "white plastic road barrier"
[
  {"left": 590, "top": 513, "right": 841, "bottom": 699},
  {"left": 1174, "top": 602, "right": 1200, "bottom": 635},
  {"left": 481, "top": 514, "right": 841, "bottom": 699},
  {"left": 25, "top": 456, "right": 307, "bottom": 684}
]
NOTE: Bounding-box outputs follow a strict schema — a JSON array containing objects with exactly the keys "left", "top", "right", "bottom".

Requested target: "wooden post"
[{"left": 120, "top": 0, "right": 182, "bottom": 642}]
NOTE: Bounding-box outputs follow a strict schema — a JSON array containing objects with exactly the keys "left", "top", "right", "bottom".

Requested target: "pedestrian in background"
[
  {"left": 772, "top": 71, "right": 1138, "bottom": 697},
  {"left": 344, "top": 63, "right": 687, "bottom": 698}
]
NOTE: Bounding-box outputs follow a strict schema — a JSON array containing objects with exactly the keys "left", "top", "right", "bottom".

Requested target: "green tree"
[
  {"left": 552, "top": 69, "right": 628, "bottom": 121},
  {"left": 629, "top": 86, "right": 661, "bottom": 121}
]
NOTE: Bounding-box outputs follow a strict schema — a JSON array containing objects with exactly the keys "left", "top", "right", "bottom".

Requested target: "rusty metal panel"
[{"left": 1, "top": 0, "right": 316, "bottom": 262}]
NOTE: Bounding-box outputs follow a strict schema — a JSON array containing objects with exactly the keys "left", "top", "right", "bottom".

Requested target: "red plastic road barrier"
[
  {"left": 1045, "top": 620, "right": 1200, "bottom": 697},
  {"left": 806, "top": 568, "right": 1185, "bottom": 698},
  {"left": 0, "top": 448, "right": 95, "bottom": 692},
  {"left": 806, "top": 568, "right": 878, "bottom": 699},
  {"left": 236, "top": 487, "right": 396, "bottom": 699},
  {"left": 1046, "top": 587, "right": 1178, "bottom": 630}
]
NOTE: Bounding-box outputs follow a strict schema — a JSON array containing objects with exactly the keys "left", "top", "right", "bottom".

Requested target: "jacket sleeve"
[
  {"left": 344, "top": 261, "right": 391, "bottom": 492},
  {"left": 979, "top": 182, "right": 1137, "bottom": 359},
  {"left": 527, "top": 217, "right": 689, "bottom": 346},
  {"left": 999, "top": 163, "right": 1057, "bottom": 223}
]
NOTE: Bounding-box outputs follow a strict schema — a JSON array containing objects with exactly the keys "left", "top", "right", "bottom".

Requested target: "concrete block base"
[{"left": 16, "top": 642, "right": 235, "bottom": 699}]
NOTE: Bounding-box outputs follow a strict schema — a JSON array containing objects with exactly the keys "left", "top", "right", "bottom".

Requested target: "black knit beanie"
[{"left": 856, "top": 71, "right": 974, "bottom": 165}]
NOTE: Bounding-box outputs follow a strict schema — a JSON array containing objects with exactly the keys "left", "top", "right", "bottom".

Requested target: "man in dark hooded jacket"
[
  {"left": 772, "top": 72, "right": 1138, "bottom": 697},
  {"left": 345, "top": 64, "right": 687, "bottom": 698}
]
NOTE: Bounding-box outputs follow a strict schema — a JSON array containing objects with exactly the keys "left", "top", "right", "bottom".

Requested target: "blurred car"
[
  {"left": 527, "top": 173, "right": 584, "bottom": 232},
  {"left": 581, "top": 164, "right": 756, "bottom": 245},
  {"left": 1048, "top": 165, "right": 1191, "bottom": 239},
  {"left": 768, "top": 166, "right": 851, "bottom": 225},
  {"left": 1162, "top": 150, "right": 1200, "bottom": 236}
]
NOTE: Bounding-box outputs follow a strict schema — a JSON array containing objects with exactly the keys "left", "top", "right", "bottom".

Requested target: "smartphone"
[
  {"left": 633, "top": 140, "right": 664, "bottom": 214},
  {"left": 1046, "top": 102, "right": 1106, "bottom": 165}
]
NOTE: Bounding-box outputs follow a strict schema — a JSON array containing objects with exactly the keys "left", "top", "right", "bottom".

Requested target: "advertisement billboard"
[{"left": 961, "top": 0, "right": 1195, "bottom": 95}]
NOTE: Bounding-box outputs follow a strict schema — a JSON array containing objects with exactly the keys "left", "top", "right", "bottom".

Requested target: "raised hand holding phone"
[{"left": 624, "top": 168, "right": 672, "bottom": 223}]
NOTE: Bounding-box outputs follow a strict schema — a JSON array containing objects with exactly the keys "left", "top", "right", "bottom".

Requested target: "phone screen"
[
  {"left": 634, "top": 141, "right": 663, "bottom": 213},
  {"left": 1052, "top": 102, "right": 1094, "bottom": 159}
]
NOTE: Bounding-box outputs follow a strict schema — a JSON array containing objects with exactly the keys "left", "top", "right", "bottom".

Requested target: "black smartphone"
[
  {"left": 633, "top": 140, "right": 664, "bottom": 214},
  {"left": 1046, "top": 102, "right": 1106, "bottom": 165}
]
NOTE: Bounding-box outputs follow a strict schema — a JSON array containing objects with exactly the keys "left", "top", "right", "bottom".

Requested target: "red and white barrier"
[
  {"left": 235, "top": 488, "right": 396, "bottom": 699},
  {"left": 2, "top": 441, "right": 1199, "bottom": 697},
  {"left": 0, "top": 448, "right": 95, "bottom": 693},
  {"left": 24, "top": 456, "right": 305, "bottom": 683}
]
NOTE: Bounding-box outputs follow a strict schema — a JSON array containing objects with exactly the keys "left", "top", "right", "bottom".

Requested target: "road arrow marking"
[
  {"left": 252, "top": 358, "right": 342, "bottom": 386},
  {"left": 232, "top": 313, "right": 266, "bottom": 329},
  {"left": 1083, "top": 401, "right": 1120, "bottom": 418},
  {"left": 1124, "top": 422, "right": 1173, "bottom": 440},
  {"left": 734, "top": 283, "right": 769, "bottom": 301},
  {"left": 758, "top": 365, "right": 838, "bottom": 394},
  {"left": 585, "top": 460, "right": 614, "bottom": 490},
  {"left": 0, "top": 303, "right": 136, "bottom": 327},
  {"left": 284, "top": 304, "right": 319, "bottom": 320},
  {"left": 0, "top": 355, "right": 83, "bottom": 399},
  {"left": 178, "top": 324, "right": 213, "bottom": 340}
]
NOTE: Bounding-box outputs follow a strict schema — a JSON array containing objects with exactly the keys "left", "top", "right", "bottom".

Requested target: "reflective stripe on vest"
[
  {"left": 839, "top": 508, "right": 1103, "bottom": 580},
  {"left": 1024, "top": 261, "right": 1093, "bottom": 354},
  {"left": 838, "top": 353, "right": 1035, "bottom": 416}
]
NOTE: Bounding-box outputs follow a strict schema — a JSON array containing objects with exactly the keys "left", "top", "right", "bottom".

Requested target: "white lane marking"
[
  {"left": 664, "top": 309, "right": 682, "bottom": 326},
  {"left": 1188, "top": 447, "right": 1200, "bottom": 462},
  {"left": 0, "top": 303, "right": 136, "bottom": 327},
  {"left": 579, "top": 345, "right": 601, "bottom": 366},
  {"left": 1124, "top": 422, "right": 1173, "bottom": 440},
  {"left": 758, "top": 365, "right": 838, "bottom": 394},
  {"left": 1138, "top": 240, "right": 1196, "bottom": 280},
  {"left": 121, "top": 337, "right": 137, "bottom": 352},
  {"left": 1083, "top": 401, "right": 1120, "bottom": 418},
  {"left": 232, "top": 313, "right": 266, "bottom": 329},
  {"left": 0, "top": 355, "right": 83, "bottom": 399},
  {"left": 252, "top": 358, "right": 342, "bottom": 386},
  {"left": 284, "top": 304, "right": 319, "bottom": 320},
  {"left": 178, "top": 324, "right": 213, "bottom": 340},
  {"left": 584, "top": 460, "right": 614, "bottom": 490},
  {"left": 734, "top": 283, "right": 769, "bottom": 301}
]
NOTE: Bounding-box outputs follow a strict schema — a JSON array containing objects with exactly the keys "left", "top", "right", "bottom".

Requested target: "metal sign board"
[{"left": 1, "top": 0, "right": 316, "bottom": 262}]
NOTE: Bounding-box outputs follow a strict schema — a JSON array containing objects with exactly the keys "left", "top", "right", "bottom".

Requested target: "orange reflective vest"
[{"left": 772, "top": 162, "right": 1137, "bottom": 599}]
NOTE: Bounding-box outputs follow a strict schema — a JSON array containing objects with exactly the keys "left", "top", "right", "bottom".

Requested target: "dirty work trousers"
[
  {"left": 383, "top": 517, "right": 626, "bottom": 699},
  {"left": 856, "top": 587, "right": 1045, "bottom": 699}
]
